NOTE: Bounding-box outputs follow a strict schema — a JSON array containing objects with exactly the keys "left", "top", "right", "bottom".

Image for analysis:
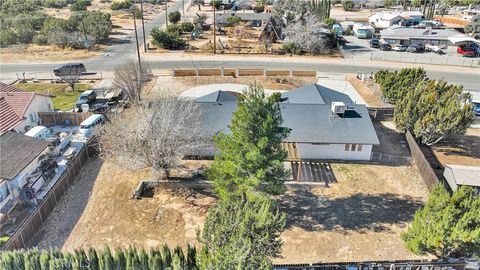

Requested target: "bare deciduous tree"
[
  {"left": 112, "top": 59, "right": 150, "bottom": 104},
  {"left": 58, "top": 66, "right": 84, "bottom": 92},
  {"left": 98, "top": 92, "right": 208, "bottom": 179},
  {"left": 284, "top": 15, "right": 336, "bottom": 55}
]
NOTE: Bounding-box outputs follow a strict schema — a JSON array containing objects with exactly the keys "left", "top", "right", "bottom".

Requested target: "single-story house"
[
  {"left": 443, "top": 165, "right": 480, "bottom": 193},
  {"left": 259, "top": 18, "right": 282, "bottom": 42},
  {"left": 379, "top": 27, "right": 464, "bottom": 46},
  {"left": 195, "top": 84, "right": 380, "bottom": 161},
  {"left": 0, "top": 83, "right": 54, "bottom": 134},
  {"left": 369, "top": 11, "right": 424, "bottom": 28},
  {"left": 0, "top": 131, "right": 50, "bottom": 218}
]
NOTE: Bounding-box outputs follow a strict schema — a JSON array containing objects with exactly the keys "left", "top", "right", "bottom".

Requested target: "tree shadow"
[
  {"left": 279, "top": 188, "right": 423, "bottom": 233},
  {"left": 432, "top": 134, "right": 480, "bottom": 161},
  {"left": 31, "top": 158, "right": 103, "bottom": 249}
]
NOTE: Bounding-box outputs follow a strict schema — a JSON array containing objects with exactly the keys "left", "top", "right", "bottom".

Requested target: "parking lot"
[{"left": 341, "top": 35, "right": 480, "bottom": 67}]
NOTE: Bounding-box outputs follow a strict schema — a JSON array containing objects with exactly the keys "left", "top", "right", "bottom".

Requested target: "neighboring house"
[
  {"left": 380, "top": 27, "right": 464, "bottom": 46},
  {"left": 259, "top": 18, "right": 282, "bottom": 42},
  {"left": 195, "top": 84, "right": 380, "bottom": 161},
  {"left": 369, "top": 11, "right": 424, "bottom": 28},
  {"left": 0, "top": 83, "right": 54, "bottom": 133},
  {"left": 443, "top": 165, "right": 480, "bottom": 194},
  {"left": 0, "top": 131, "right": 50, "bottom": 218}
]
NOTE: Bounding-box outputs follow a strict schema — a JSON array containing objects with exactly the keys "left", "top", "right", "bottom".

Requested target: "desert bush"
[
  {"left": 0, "top": 29, "right": 17, "bottom": 45},
  {"left": 226, "top": 15, "right": 241, "bottom": 26},
  {"left": 43, "top": 0, "right": 68, "bottom": 8},
  {"left": 151, "top": 27, "right": 186, "bottom": 49},
  {"left": 70, "top": 0, "right": 88, "bottom": 11},
  {"left": 283, "top": 42, "right": 303, "bottom": 55},
  {"left": 179, "top": 22, "right": 194, "bottom": 32},
  {"left": 110, "top": 0, "right": 132, "bottom": 10},
  {"left": 342, "top": 0, "right": 354, "bottom": 11},
  {"left": 168, "top": 11, "right": 181, "bottom": 24}
]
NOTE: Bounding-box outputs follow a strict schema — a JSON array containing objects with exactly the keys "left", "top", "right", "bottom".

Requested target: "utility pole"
[
  {"left": 165, "top": 0, "right": 168, "bottom": 28},
  {"left": 140, "top": 1, "right": 147, "bottom": 52},
  {"left": 133, "top": 6, "right": 142, "bottom": 72},
  {"left": 213, "top": 1, "right": 216, "bottom": 54}
]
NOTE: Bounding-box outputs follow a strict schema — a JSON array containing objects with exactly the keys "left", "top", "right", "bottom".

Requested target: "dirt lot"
[
  {"left": 147, "top": 73, "right": 318, "bottom": 97},
  {"left": 34, "top": 155, "right": 429, "bottom": 263},
  {"left": 431, "top": 128, "right": 480, "bottom": 167},
  {"left": 347, "top": 76, "right": 392, "bottom": 108}
]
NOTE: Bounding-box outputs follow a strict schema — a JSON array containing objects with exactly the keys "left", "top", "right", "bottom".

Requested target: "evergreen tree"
[
  {"left": 402, "top": 185, "right": 480, "bottom": 258},
  {"left": 208, "top": 84, "right": 288, "bottom": 201},
  {"left": 394, "top": 80, "right": 474, "bottom": 145},
  {"left": 114, "top": 248, "right": 126, "bottom": 270},
  {"left": 161, "top": 244, "right": 172, "bottom": 269},
  {"left": 101, "top": 246, "right": 114, "bottom": 270},
  {"left": 198, "top": 193, "right": 286, "bottom": 269},
  {"left": 374, "top": 68, "right": 427, "bottom": 104},
  {"left": 88, "top": 247, "right": 99, "bottom": 270}
]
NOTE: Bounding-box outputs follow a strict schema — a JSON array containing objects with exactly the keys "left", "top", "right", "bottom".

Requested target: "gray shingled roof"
[
  {"left": 0, "top": 131, "right": 49, "bottom": 180},
  {"left": 380, "top": 27, "right": 462, "bottom": 40},
  {"left": 281, "top": 84, "right": 353, "bottom": 105},
  {"left": 195, "top": 91, "right": 239, "bottom": 102},
  {"left": 444, "top": 165, "right": 480, "bottom": 187},
  {"left": 196, "top": 87, "right": 379, "bottom": 145}
]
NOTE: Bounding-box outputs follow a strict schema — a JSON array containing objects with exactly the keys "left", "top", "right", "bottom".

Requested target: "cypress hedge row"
[{"left": 0, "top": 244, "right": 197, "bottom": 270}]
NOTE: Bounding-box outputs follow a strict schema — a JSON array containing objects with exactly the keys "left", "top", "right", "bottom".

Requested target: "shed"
[{"left": 443, "top": 164, "right": 480, "bottom": 192}]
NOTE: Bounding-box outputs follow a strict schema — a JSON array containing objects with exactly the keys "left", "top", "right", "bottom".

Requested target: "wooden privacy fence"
[
  {"left": 38, "top": 112, "right": 92, "bottom": 126},
  {"left": 1, "top": 145, "right": 89, "bottom": 251},
  {"left": 173, "top": 68, "right": 317, "bottom": 77},
  {"left": 367, "top": 107, "right": 394, "bottom": 121},
  {"left": 405, "top": 131, "right": 439, "bottom": 192}
]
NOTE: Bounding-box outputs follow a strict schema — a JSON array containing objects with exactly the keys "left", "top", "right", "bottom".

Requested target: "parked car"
[
  {"left": 457, "top": 46, "right": 476, "bottom": 57},
  {"left": 53, "top": 63, "right": 86, "bottom": 76},
  {"left": 425, "top": 44, "right": 446, "bottom": 55},
  {"left": 75, "top": 90, "right": 97, "bottom": 109},
  {"left": 473, "top": 102, "right": 480, "bottom": 116},
  {"left": 392, "top": 44, "right": 407, "bottom": 52},
  {"left": 407, "top": 43, "right": 425, "bottom": 53},
  {"left": 370, "top": 39, "right": 380, "bottom": 48},
  {"left": 379, "top": 43, "right": 392, "bottom": 51}
]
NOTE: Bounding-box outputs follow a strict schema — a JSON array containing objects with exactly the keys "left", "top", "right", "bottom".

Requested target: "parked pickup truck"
[{"left": 75, "top": 90, "right": 120, "bottom": 113}]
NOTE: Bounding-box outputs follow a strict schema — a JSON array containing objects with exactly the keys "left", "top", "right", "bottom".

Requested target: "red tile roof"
[
  {"left": 0, "top": 97, "right": 24, "bottom": 133},
  {"left": 0, "top": 82, "right": 25, "bottom": 93},
  {"left": 0, "top": 92, "right": 34, "bottom": 117}
]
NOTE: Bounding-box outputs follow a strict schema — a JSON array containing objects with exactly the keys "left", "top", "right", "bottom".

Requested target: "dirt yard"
[
  {"left": 147, "top": 74, "right": 318, "bottom": 98},
  {"left": 431, "top": 128, "right": 480, "bottom": 167},
  {"left": 34, "top": 155, "right": 429, "bottom": 263},
  {"left": 347, "top": 75, "right": 391, "bottom": 108}
]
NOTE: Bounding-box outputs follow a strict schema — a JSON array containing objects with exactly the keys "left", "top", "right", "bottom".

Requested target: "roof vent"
[{"left": 331, "top": 102, "right": 346, "bottom": 115}]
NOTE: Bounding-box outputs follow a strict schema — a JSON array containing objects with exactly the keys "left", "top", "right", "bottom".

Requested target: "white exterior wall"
[
  {"left": 14, "top": 95, "right": 53, "bottom": 133},
  {"left": 0, "top": 181, "right": 14, "bottom": 211},
  {"left": 8, "top": 151, "right": 45, "bottom": 199},
  {"left": 298, "top": 143, "right": 373, "bottom": 161}
]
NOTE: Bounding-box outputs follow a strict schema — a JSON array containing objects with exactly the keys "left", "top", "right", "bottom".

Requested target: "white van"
[
  {"left": 25, "top": 126, "right": 51, "bottom": 140},
  {"left": 79, "top": 114, "right": 105, "bottom": 138}
]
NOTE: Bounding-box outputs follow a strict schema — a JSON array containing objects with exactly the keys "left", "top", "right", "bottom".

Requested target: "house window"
[
  {"left": 0, "top": 183, "right": 10, "bottom": 202},
  {"left": 350, "top": 144, "right": 357, "bottom": 151},
  {"left": 344, "top": 144, "right": 350, "bottom": 151},
  {"left": 357, "top": 144, "right": 363, "bottom": 151}
]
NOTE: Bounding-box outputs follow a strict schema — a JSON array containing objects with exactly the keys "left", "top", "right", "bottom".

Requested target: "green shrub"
[
  {"left": 179, "top": 22, "right": 194, "bottom": 32},
  {"left": 283, "top": 42, "right": 303, "bottom": 55},
  {"left": 0, "top": 236, "right": 10, "bottom": 246},
  {"left": 226, "top": 15, "right": 241, "bottom": 26},
  {"left": 211, "top": 0, "right": 221, "bottom": 9},
  {"left": 110, "top": 0, "right": 132, "bottom": 10},
  {"left": 133, "top": 6, "right": 142, "bottom": 19},
  {"left": 15, "top": 25, "right": 36, "bottom": 44},
  {"left": 168, "top": 11, "right": 181, "bottom": 24},
  {"left": 151, "top": 27, "right": 186, "bottom": 49},
  {"left": 342, "top": 0, "right": 354, "bottom": 11},
  {"left": 32, "top": 33, "right": 48, "bottom": 44},
  {"left": 70, "top": 0, "right": 88, "bottom": 11},
  {"left": 324, "top": 17, "right": 335, "bottom": 28},
  {"left": 0, "top": 29, "right": 17, "bottom": 45},
  {"left": 166, "top": 24, "right": 182, "bottom": 34},
  {"left": 43, "top": 0, "right": 68, "bottom": 8},
  {"left": 253, "top": 5, "right": 265, "bottom": 13}
]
